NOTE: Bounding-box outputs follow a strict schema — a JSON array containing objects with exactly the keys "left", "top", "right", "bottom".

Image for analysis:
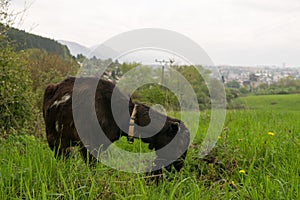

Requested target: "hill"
[
  {"left": 59, "top": 40, "right": 119, "bottom": 59},
  {"left": 58, "top": 40, "right": 91, "bottom": 57},
  {"left": 0, "top": 25, "right": 72, "bottom": 58}
]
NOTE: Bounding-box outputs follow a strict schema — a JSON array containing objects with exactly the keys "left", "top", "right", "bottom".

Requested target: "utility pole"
[
  {"left": 155, "top": 58, "right": 174, "bottom": 85},
  {"left": 155, "top": 58, "right": 176, "bottom": 108}
]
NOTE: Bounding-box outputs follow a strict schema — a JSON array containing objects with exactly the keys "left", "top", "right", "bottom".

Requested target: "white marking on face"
[{"left": 51, "top": 94, "right": 71, "bottom": 108}]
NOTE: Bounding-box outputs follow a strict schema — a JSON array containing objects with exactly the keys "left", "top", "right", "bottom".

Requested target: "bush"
[
  {"left": 24, "top": 48, "right": 78, "bottom": 108},
  {"left": 133, "top": 84, "right": 180, "bottom": 111},
  {"left": 0, "top": 46, "right": 34, "bottom": 135}
]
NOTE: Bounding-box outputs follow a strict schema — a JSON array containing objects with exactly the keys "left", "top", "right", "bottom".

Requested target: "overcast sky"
[{"left": 10, "top": 0, "right": 300, "bottom": 67}]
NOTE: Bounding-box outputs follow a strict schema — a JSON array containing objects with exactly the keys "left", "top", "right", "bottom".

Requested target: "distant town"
[{"left": 216, "top": 65, "right": 300, "bottom": 88}]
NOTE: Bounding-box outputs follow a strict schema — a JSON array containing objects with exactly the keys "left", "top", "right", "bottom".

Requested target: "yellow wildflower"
[
  {"left": 268, "top": 132, "right": 275, "bottom": 136},
  {"left": 239, "top": 169, "right": 246, "bottom": 174}
]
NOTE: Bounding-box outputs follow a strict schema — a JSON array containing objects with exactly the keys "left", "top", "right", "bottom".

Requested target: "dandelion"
[
  {"left": 268, "top": 132, "right": 275, "bottom": 136},
  {"left": 239, "top": 169, "right": 246, "bottom": 174}
]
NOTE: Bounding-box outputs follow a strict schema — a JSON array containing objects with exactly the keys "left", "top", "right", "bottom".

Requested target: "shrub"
[{"left": 0, "top": 46, "right": 34, "bottom": 135}]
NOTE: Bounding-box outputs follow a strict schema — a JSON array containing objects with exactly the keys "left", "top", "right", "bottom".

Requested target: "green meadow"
[
  {"left": 1, "top": 94, "right": 299, "bottom": 199},
  {"left": 233, "top": 93, "right": 300, "bottom": 112}
]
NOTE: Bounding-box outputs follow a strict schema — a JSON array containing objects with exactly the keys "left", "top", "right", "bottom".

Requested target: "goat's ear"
[
  {"left": 170, "top": 122, "right": 180, "bottom": 132},
  {"left": 128, "top": 95, "right": 134, "bottom": 104},
  {"left": 44, "top": 84, "right": 58, "bottom": 100}
]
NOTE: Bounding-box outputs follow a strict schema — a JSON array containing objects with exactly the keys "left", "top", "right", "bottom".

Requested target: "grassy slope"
[
  {"left": 233, "top": 93, "right": 300, "bottom": 112},
  {"left": 0, "top": 95, "right": 299, "bottom": 199}
]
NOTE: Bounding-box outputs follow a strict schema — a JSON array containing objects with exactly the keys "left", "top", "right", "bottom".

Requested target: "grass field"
[
  {"left": 232, "top": 93, "right": 300, "bottom": 112},
  {"left": 1, "top": 94, "right": 299, "bottom": 199}
]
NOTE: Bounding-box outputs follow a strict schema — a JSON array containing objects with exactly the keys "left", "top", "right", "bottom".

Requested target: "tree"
[
  {"left": 76, "top": 53, "right": 87, "bottom": 63},
  {"left": 0, "top": 0, "right": 11, "bottom": 26},
  {"left": 172, "top": 65, "right": 211, "bottom": 109},
  {"left": 226, "top": 80, "right": 241, "bottom": 89},
  {"left": 0, "top": 0, "right": 34, "bottom": 134},
  {"left": 120, "top": 62, "right": 141, "bottom": 74},
  {"left": 0, "top": 47, "right": 34, "bottom": 134},
  {"left": 24, "top": 48, "right": 78, "bottom": 106}
]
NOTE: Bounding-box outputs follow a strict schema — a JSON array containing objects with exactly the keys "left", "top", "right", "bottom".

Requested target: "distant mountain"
[
  {"left": 58, "top": 40, "right": 91, "bottom": 57},
  {"left": 1, "top": 25, "right": 72, "bottom": 58},
  {"left": 89, "top": 44, "right": 119, "bottom": 59},
  {"left": 58, "top": 40, "right": 119, "bottom": 60}
]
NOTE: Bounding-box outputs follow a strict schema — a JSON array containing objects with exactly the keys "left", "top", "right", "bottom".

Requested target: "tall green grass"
[
  {"left": 0, "top": 94, "right": 299, "bottom": 199},
  {"left": 232, "top": 93, "right": 300, "bottom": 112}
]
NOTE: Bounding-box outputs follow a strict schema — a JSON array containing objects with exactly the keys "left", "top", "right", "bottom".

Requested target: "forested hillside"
[{"left": 0, "top": 24, "right": 71, "bottom": 58}]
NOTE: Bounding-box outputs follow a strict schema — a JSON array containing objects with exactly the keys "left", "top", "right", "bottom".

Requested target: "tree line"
[
  {"left": 0, "top": 23, "right": 72, "bottom": 58},
  {"left": 225, "top": 76, "right": 300, "bottom": 96}
]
